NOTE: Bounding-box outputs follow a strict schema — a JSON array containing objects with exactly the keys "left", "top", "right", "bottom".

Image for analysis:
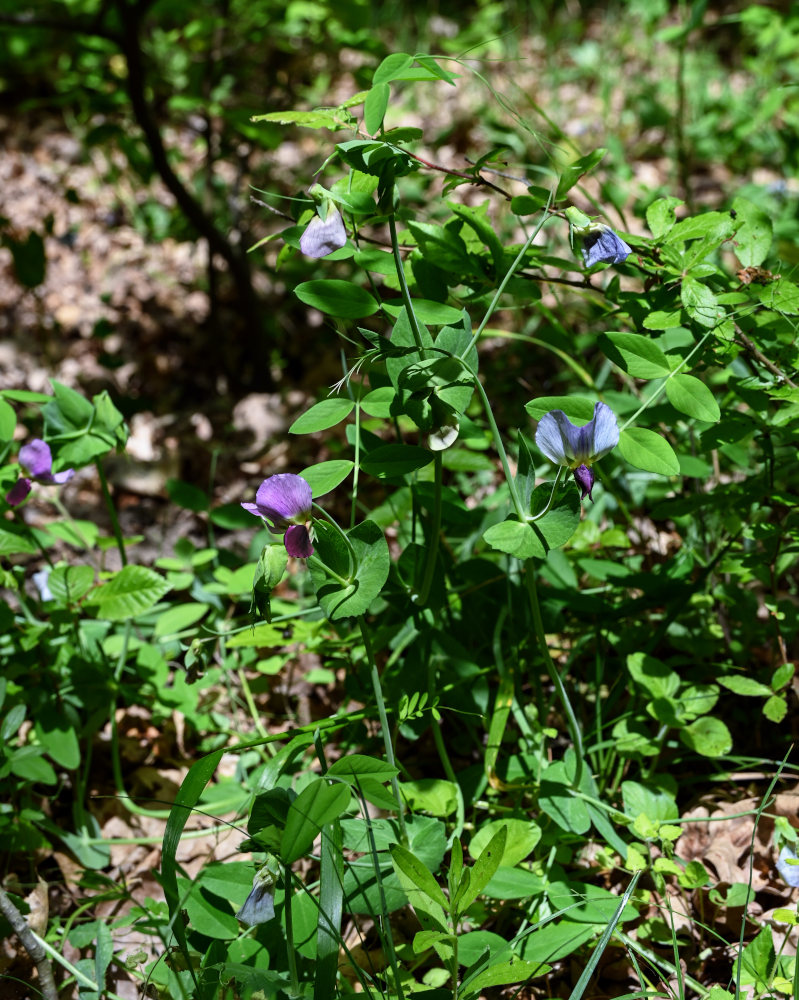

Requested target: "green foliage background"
[{"left": 1, "top": 1, "right": 799, "bottom": 999}]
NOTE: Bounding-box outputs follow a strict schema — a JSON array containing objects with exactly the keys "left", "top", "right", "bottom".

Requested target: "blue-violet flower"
[
  {"left": 299, "top": 207, "right": 347, "bottom": 258},
  {"left": 580, "top": 226, "right": 632, "bottom": 267},
  {"left": 535, "top": 401, "right": 619, "bottom": 502},
  {"left": 236, "top": 864, "right": 278, "bottom": 926},
  {"left": 6, "top": 439, "right": 75, "bottom": 506},
  {"left": 241, "top": 473, "right": 314, "bottom": 558}
]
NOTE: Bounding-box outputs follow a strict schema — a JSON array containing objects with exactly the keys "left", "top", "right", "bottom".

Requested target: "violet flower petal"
[
  {"left": 254, "top": 474, "right": 312, "bottom": 525},
  {"left": 299, "top": 209, "right": 347, "bottom": 258},
  {"left": 535, "top": 410, "right": 581, "bottom": 466},
  {"left": 19, "top": 439, "right": 53, "bottom": 478},
  {"left": 6, "top": 478, "right": 32, "bottom": 506},
  {"left": 43, "top": 469, "right": 75, "bottom": 486},
  {"left": 589, "top": 402, "right": 621, "bottom": 460},
  {"left": 581, "top": 227, "right": 631, "bottom": 267},
  {"left": 535, "top": 402, "right": 619, "bottom": 468},
  {"left": 255, "top": 472, "right": 313, "bottom": 525},
  {"left": 284, "top": 524, "right": 313, "bottom": 559}
]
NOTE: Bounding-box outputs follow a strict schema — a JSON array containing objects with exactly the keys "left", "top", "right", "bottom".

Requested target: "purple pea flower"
[
  {"left": 535, "top": 402, "right": 619, "bottom": 502},
  {"left": 580, "top": 226, "right": 632, "bottom": 267},
  {"left": 6, "top": 439, "right": 75, "bottom": 506},
  {"left": 241, "top": 473, "right": 314, "bottom": 558},
  {"left": 299, "top": 207, "right": 347, "bottom": 258}
]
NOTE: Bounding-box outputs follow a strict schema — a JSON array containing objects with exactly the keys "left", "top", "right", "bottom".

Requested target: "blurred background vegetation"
[{"left": 1, "top": 0, "right": 798, "bottom": 447}]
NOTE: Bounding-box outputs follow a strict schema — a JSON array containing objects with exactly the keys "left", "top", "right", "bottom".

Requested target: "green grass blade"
[
  {"left": 160, "top": 748, "right": 225, "bottom": 996},
  {"left": 567, "top": 869, "right": 641, "bottom": 1000}
]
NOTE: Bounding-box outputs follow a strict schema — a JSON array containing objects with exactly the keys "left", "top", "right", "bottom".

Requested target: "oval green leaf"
[
  {"left": 529, "top": 483, "right": 581, "bottom": 550},
  {"left": 90, "top": 565, "right": 171, "bottom": 621},
  {"left": 310, "top": 519, "right": 390, "bottom": 620},
  {"left": 281, "top": 779, "right": 351, "bottom": 864},
  {"left": 364, "top": 82, "right": 390, "bottom": 134},
  {"left": 360, "top": 386, "right": 396, "bottom": 418},
  {"left": 599, "top": 332, "right": 673, "bottom": 379},
  {"left": 680, "top": 717, "right": 733, "bottom": 758},
  {"left": 618, "top": 428, "right": 680, "bottom": 476},
  {"left": 154, "top": 603, "right": 210, "bottom": 638},
  {"left": 373, "top": 53, "right": 414, "bottom": 85},
  {"left": 300, "top": 460, "right": 353, "bottom": 498},
  {"left": 47, "top": 564, "right": 95, "bottom": 603},
  {"left": 484, "top": 519, "right": 543, "bottom": 560},
  {"left": 295, "top": 280, "right": 378, "bottom": 318},
  {"left": 0, "top": 398, "right": 16, "bottom": 441},
  {"left": 289, "top": 397, "right": 355, "bottom": 434},
  {"left": 328, "top": 755, "right": 398, "bottom": 782},
  {"left": 470, "top": 819, "right": 541, "bottom": 868},
  {"left": 556, "top": 148, "right": 607, "bottom": 200},
  {"left": 681, "top": 277, "right": 722, "bottom": 328},
  {"left": 525, "top": 396, "right": 596, "bottom": 422},
  {"left": 382, "top": 300, "right": 464, "bottom": 325},
  {"left": 665, "top": 374, "right": 720, "bottom": 422}
]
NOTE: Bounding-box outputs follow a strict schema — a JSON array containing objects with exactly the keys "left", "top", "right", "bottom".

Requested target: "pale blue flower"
[
  {"left": 236, "top": 865, "right": 277, "bottom": 926},
  {"left": 299, "top": 207, "right": 347, "bottom": 258},
  {"left": 777, "top": 846, "right": 799, "bottom": 888},
  {"left": 535, "top": 401, "right": 619, "bottom": 502},
  {"left": 33, "top": 567, "right": 54, "bottom": 602},
  {"left": 241, "top": 473, "right": 314, "bottom": 558},
  {"left": 580, "top": 226, "right": 632, "bottom": 267}
]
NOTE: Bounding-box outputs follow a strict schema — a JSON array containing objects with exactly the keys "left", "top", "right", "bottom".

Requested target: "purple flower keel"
[
  {"left": 573, "top": 464, "right": 595, "bottom": 502},
  {"left": 285, "top": 524, "right": 314, "bottom": 559},
  {"left": 5, "top": 478, "right": 32, "bottom": 506}
]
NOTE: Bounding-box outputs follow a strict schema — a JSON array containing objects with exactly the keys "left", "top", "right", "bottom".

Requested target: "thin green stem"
[
  {"left": 311, "top": 503, "right": 359, "bottom": 575},
  {"left": 489, "top": 328, "right": 595, "bottom": 387},
  {"left": 467, "top": 369, "right": 525, "bottom": 519},
  {"left": 12, "top": 509, "right": 54, "bottom": 568},
  {"left": 95, "top": 460, "right": 127, "bottom": 565},
  {"left": 359, "top": 616, "right": 408, "bottom": 844},
  {"left": 31, "top": 931, "right": 129, "bottom": 1000},
  {"left": 451, "top": 932, "right": 460, "bottom": 1000},
  {"left": 528, "top": 467, "right": 565, "bottom": 521},
  {"left": 461, "top": 200, "right": 553, "bottom": 358},
  {"left": 360, "top": 806, "right": 407, "bottom": 1000},
  {"left": 524, "top": 559, "right": 584, "bottom": 788},
  {"left": 619, "top": 332, "right": 711, "bottom": 433},
  {"left": 284, "top": 862, "right": 299, "bottom": 996},
  {"left": 426, "top": 655, "right": 465, "bottom": 842},
  {"left": 50, "top": 496, "right": 98, "bottom": 564},
  {"left": 351, "top": 382, "right": 361, "bottom": 530},
  {"left": 413, "top": 452, "right": 443, "bottom": 605},
  {"left": 388, "top": 213, "right": 424, "bottom": 353},
  {"left": 238, "top": 669, "right": 269, "bottom": 739},
  {"left": 616, "top": 931, "right": 707, "bottom": 997}
]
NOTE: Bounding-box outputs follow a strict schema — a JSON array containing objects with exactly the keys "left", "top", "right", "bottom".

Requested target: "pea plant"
[
  {"left": 1, "top": 43, "right": 797, "bottom": 1000},
  {"left": 155, "top": 52, "right": 798, "bottom": 1000}
]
